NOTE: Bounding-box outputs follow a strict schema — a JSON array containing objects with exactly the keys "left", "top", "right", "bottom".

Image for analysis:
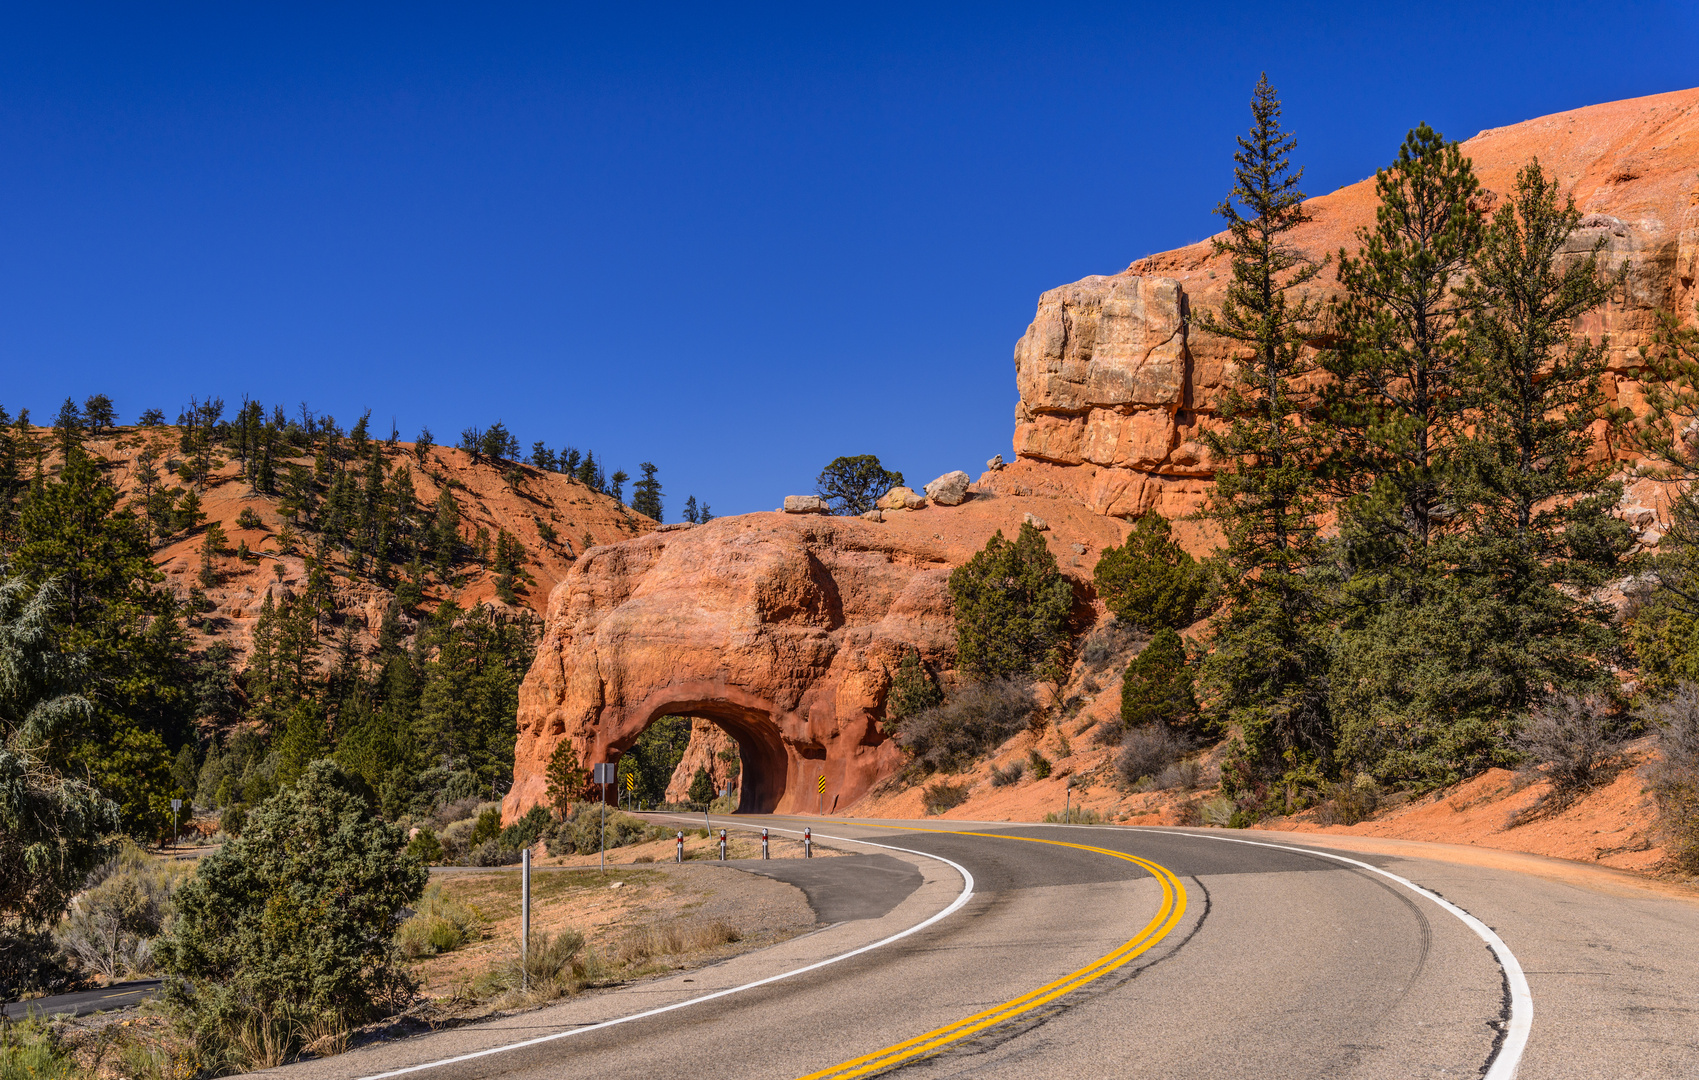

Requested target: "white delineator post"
[
  {"left": 521, "top": 846, "right": 531, "bottom": 990},
  {"left": 718, "top": 829, "right": 727, "bottom": 861},
  {"left": 676, "top": 831, "right": 684, "bottom": 863},
  {"left": 761, "top": 828, "right": 769, "bottom": 859},
  {"left": 803, "top": 827, "right": 812, "bottom": 858}
]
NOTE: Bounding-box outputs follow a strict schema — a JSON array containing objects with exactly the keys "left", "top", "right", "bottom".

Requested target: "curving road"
[{"left": 266, "top": 817, "right": 1699, "bottom": 1080}]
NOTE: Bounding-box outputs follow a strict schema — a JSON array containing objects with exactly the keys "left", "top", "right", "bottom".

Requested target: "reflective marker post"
[
  {"left": 718, "top": 829, "right": 727, "bottom": 861},
  {"left": 1064, "top": 777, "right": 1072, "bottom": 826},
  {"left": 761, "top": 828, "right": 769, "bottom": 860},
  {"left": 521, "top": 847, "right": 531, "bottom": 990},
  {"left": 803, "top": 827, "right": 812, "bottom": 858},
  {"left": 170, "top": 798, "right": 182, "bottom": 851},
  {"left": 676, "top": 831, "right": 684, "bottom": 863}
]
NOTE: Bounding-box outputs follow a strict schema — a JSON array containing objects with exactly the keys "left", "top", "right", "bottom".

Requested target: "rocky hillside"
[
  {"left": 993, "top": 85, "right": 1699, "bottom": 538},
  {"left": 31, "top": 425, "right": 652, "bottom": 664}
]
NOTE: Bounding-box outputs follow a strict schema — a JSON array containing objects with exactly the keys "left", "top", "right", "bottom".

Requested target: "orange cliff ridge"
[{"left": 505, "top": 86, "right": 1699, "bottom": 822}]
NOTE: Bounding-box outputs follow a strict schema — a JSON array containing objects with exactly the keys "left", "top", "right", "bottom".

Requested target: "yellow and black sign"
[{"left": 817, "top": 774, "right": 826, "bottom": 794}]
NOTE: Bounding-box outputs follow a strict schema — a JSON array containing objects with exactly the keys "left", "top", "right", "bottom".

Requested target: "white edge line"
[
  {"left": 1105, "top": 827, "right": 1532, "bottom": 1080},
  {"left": 352, "top": 827, "right": 975, "bottom": 1080}
]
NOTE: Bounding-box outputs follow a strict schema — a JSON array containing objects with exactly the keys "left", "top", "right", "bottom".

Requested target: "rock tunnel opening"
[{"left": 615, "top": 698, "right": 789, "bottom": 814}]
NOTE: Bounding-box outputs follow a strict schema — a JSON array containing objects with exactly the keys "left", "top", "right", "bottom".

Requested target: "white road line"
[
  {"left": 1114, "top": 827, "right": 1533, "bottom": 1080},
  {"left": 351, "top": 829, "right": 974, "bottom": 1080}
]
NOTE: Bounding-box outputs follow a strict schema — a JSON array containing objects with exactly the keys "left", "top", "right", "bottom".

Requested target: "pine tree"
[
  {"left": 1193, "top": 76, "right": 1334, "bottom": 780},
  {"left": 414, "top": 426, "right": 434, "bottom": 462},
  {"left": 608, "top": 469, "right": 628, "bottom": 505},
  {"left": 1334, "top": 161, "right": 1632, "bottom": 784},
  {"left": 82, "top": 394, "right": 115, "bottom": 435},
  {"left": 1093, "top": 512, "right": 1209, "bottom": 631},
  {"left": 1323, "top": 124, "right": 1482, "bottom": 592},
  {"left": 1121, "top": 629, "right": 1198, "bottom": 733},
  {"left": 543, "top": 738, "right": 582, "bottom": 818},
  {"left": 699, "top": 503, "right": 714, "bottom": 523},
  {"left": 816, "top": 455, "right": 903, "bottom": 516},
  {"left": 682, "top": 495, "right": 700, "bottom": 524},
  {"left": 1319, "top": 128, "right": 1504, "bottom": 787},
  {"left": 631, "top": 462, "right": 663, "bottom": 521},
  {"left": 887, "top": 647, "right": 942, "bottom": 722},
  {"left": 948, "top": 522, "right": 1074, "bottom": 682},
  {"left": 688, "top": 764, "right": 715, "bottom": 806},
  {"left": 431, "top": 488, "right": 460, "bottom": 574},
  {"left": 53, "top": 397, "right": 83, "bottom": 458}
]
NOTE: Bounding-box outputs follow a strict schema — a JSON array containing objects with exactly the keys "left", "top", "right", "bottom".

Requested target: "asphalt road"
[
  {"left": 3, "top": 979, "right": 162, "bottom": 1019},
  {"left": 258, "top": 817, "right": 1699, "bottom": 1080}
]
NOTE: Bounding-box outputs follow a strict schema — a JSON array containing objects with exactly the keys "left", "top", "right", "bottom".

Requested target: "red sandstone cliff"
[
  {"left": 507, "top": 86, "right": 1699, "bottom": 821},
  {"left": 992, "top": 86, "right": 1699, "bottom": 531}
]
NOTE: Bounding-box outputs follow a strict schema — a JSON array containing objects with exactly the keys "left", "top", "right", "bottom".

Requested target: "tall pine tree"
[{"left": 1194, "top": 76, "right": 1333, "bottom": 784}]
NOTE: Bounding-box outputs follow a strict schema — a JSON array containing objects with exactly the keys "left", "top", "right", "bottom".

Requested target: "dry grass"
[{"left": 605, "top": 919, "right": 740, "bottom": 968}]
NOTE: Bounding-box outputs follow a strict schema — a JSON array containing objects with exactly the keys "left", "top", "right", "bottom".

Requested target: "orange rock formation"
[
  {"left": 508, "top": 86, "right": 1699, "bottom": 820},
  {"left": 998, "top": 86, "right": 1699, "bottom": 527}
]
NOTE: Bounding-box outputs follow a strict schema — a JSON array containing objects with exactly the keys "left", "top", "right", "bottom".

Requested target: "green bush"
[
  {"left": 158, "top": 760, "right": 427, "bottom": 1071},
  {"left": 469, "top": 807, "right": 502, "bottom": 846},
  {"left": 1026, "top": 750, "right": 1052, "bottom": 780},
  {"left": 1093, "top": 512, "right": 1210, "bottom": 631},
  {"left": 543, "top": 804, "right": 665, "bottom": 857},
  {"left": 394, "top": 884, "right": 484, "bottom": 960},
  {"left": 405, "top": 828, "right": 444, "bottom": 865},
  {"left": 886, "top": 648, "right": 942, "bottom": 722},
  {"left": 948, "top": 523, "right": 1074, "bottom": 682},
  {"left": 1121, "top": 628, "right": 1199, "bottom": 733},
  {"left": 499, "top": 804, "right": 553, "bottom": 851},
  {"left": 0, "top": 1020, "right": 79, "bottom": 1080},
  {"left": 218, "top": 804, "right": 247, "bottom": 838},
  {"left": 687, "top": 766, "right": 715, "bottom": 807}
]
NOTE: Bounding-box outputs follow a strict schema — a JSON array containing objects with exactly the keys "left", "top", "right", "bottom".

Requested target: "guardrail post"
[
  {"left": 718, "top": 829, "right": 727, "bottom": 861},
  {"left": 761, "top": 828, "right": 769, "bottom": 859},
  {"left": 803, "top": 827, "right": 812, "bottom": 858},
  {"left": 676, "top": 830, "right": 684, "bottom": 863}
]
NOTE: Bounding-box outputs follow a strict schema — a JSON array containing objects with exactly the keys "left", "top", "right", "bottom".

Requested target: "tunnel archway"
[{"left": 610, "top": 693, "right": 792, "bottom": 813}]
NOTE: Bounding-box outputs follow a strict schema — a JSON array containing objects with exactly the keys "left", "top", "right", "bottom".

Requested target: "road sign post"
[
  {"left": 1064, "top": 777, "right": 1072, "bottom": 826},
  {"left": 817, "top": 773, "right": 825, "bottom": 814},
  {"left": 170, "top": 798, "right": 182, "bottom": 851},
  {"left": 592, "top": 763, "right": 616, "bottom": 871}
]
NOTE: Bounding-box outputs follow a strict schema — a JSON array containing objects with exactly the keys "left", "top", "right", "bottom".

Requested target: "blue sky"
[{"left": 2, "top": 3, "right": 1696, "bottom": 517}]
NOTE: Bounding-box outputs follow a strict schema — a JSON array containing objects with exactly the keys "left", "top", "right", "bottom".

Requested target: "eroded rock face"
[
  {"left": 505, "top": 499, "right": 1134, "bottom": 822},
  {"left": 504, "top": 514, "right": 957, "bottom": 819},
  {"left": 1004, "top": 86, "right": 1699, "bottom": 522}
]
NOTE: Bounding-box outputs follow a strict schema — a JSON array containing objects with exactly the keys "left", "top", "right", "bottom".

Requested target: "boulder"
[
  {"left": 1024, "top": 512, "right": 1049, "bottom": 531},
  {"left": 924, "top": 471, "right": 972, "bottom": 506},
  {"left": 860, "top": 509, "right": 885, "bottom": 522},
  {"left": 783, "top": 495, "right": 829, "bottom": 514},
  {"left": 986, "top": 454, "right": 1005, "bottom": 471},
  {"left": 877, "top": 486, "right": 927, "bottom": 511}
]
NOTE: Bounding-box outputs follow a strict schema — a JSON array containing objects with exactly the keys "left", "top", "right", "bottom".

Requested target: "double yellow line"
[{"left": 797, "top": 828, "right": 1188, "bottom": 1080}]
